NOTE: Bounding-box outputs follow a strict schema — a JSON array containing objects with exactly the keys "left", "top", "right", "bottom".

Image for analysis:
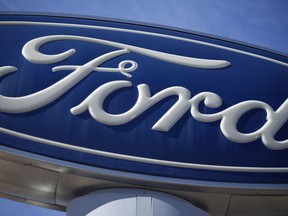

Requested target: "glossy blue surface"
[{"left": 1, "top": 14, "right": 288, "bottom": 183}]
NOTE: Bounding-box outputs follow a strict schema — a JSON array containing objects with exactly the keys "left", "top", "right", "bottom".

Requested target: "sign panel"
[{"left": 1, "top": 15, "right": 288, "bottom": 183}]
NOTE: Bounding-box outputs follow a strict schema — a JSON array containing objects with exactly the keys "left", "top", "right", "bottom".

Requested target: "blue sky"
[
  {"left": 0, "top": 0, "right": 287, "bottom": 215},
  {"left": 1, "top": 0, "right": 288, "bottom": 54}
]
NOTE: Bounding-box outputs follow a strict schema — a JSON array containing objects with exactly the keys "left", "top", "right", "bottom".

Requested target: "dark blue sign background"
[{"left": 0, "top": 15, "right": 288, "bottom": 183}]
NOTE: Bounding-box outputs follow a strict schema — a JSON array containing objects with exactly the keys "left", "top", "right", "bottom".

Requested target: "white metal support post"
[{"left": 66, "top": 188, "right": 209, "bottom": 216}]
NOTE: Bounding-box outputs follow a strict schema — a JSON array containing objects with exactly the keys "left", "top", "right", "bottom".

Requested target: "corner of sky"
[{"left": 0, "top": 0, "right": 288, "bottom": 54}]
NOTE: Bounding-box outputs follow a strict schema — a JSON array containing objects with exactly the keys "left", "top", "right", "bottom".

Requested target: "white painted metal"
[
  {"left": 66, "top": 189, "right": 209, "bottom": 216},
  {"left": 1, "top": 146, "right": 288, "bottom": 215}
]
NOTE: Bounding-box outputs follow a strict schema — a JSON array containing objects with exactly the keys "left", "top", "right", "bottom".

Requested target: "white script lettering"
[{"left": 0, "top": 35, "right": 287, "bottom": 150}]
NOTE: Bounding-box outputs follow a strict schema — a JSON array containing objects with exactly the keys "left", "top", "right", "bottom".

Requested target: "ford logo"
[{"left": 1, "top": 15, "right": 288, "bottom": 183}]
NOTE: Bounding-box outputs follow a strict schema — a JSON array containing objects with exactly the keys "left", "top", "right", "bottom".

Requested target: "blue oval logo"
[{"left": 1, "top": 15, "right": 288, "bottom": 183}]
